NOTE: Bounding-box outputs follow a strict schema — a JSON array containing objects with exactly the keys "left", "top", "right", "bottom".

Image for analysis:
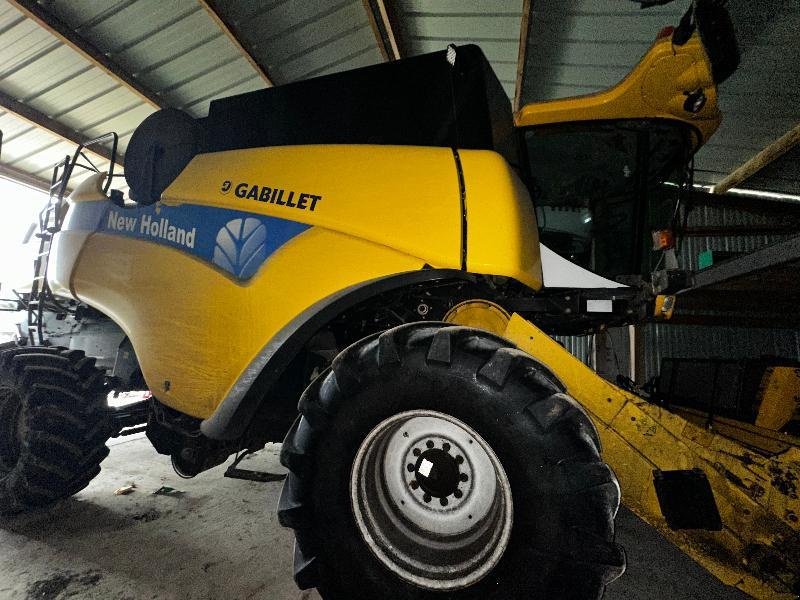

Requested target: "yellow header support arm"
[{"left": 504, "top": 314, "right": 800, "bottom": 600}]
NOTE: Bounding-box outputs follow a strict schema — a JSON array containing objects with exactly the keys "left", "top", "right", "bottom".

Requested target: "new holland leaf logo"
[{"left": 212, "top": 218, "right": 267, "bottom": 279}]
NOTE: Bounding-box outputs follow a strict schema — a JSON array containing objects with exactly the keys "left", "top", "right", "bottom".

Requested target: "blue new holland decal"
[
  {"left": 212, "top": 217, "right": 268, "bottom": 279},
  {"left": 64, "top": 201, "right": 309, "bottom": 280}
]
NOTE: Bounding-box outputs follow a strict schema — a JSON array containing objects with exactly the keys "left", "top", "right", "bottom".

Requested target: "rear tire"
[
  {"left": 0, "top": 346, "right": 112, "bottom": 514},
  {"left": 278, "top": 322, "right": 625, "bottom": 599}
]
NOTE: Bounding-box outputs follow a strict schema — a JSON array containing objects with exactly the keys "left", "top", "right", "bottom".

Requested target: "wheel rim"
[
  {"left": 0, "top": 386, "right": 22, "bottom": 473},
  {"left": 350, "top": 410, "right": 513, "bottom": 591}
]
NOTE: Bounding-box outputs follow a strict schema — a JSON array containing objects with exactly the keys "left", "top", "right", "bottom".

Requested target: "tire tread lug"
[
  {"left": 477, "top": 347, "right": 523, "bottom": 387},
  {"left": 377, "top": 332, "right": 401, "bottom": 367},
  {"left": 426, "top": 328, "right": 453, "bottom": 364}
]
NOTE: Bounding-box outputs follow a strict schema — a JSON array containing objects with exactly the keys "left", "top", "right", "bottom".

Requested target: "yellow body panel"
[
  {"left": 515, "top": 33, "right": 720, "bottom": 145},
  {"left": 62, "top": 145, "right": 542, "bottom": 418},
  {"left": 163, "top": 145, "right": 464, "bottom": 270},
  {"left": 459, "top": 150, "right": 542, "bottom": 288},
  {"left": 71, "top": 228, "right": 425, "bottom": 418},
  {"left": 503, "top": 314, "right": 800, "bottom": 600},
  {"left": 675, "top": 406, "right": 799, "bottom": 455},
  {"left": 756, "top": 367, "right": 800, "bottom": 431}
]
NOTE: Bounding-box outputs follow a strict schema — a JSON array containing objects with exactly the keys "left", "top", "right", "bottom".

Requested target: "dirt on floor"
[{"left": 0, "top": 435, "right": 749, "bottom": 600}]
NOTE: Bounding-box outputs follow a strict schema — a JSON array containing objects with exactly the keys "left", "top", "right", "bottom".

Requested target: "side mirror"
[
  {"left": 673, "top": 0, "right": 739, "bottom": 84},
  {"left": 695, "top": 0, "right": 739, "bottom": 84}
]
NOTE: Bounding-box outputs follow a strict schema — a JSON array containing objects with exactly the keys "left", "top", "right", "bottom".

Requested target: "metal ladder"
[{"left": 26, "top": 132, "right": 119, "bottom": 345}]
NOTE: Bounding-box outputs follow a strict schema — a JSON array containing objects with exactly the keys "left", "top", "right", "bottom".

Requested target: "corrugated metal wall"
[
  {"left": 552, "top": 327, "right": 634, "bottom": 383},
  {"left": 555, "top": 199, "right": 800, "bottom": 384},
  {"left": 639, "top": 324, "right": 800, "bottom": 384},
  {"left": 555, "top": 324, "right": 800, "bottom": 386},
  {"left": 646, "top": 196, "right": 800, "bottom": 382},
  {"left": 552, "top": 333, "right": 593, "bottom": 367},
  {"left": 678, "top": 201, "right": 794, "bottom": 271}
]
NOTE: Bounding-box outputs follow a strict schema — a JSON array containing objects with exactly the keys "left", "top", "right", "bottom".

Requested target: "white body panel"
[
  {"left": 540, "top": 243, "right": 627, "bottom": 289},
  {"left": 48, "top": 174, "right": 107, "bottom": 299}
]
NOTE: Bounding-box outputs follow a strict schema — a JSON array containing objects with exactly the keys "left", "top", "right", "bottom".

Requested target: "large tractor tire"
[
  {"left": 279, "top": 322, "right": 625, "bottom": 600},
  {"left": 0, "top": 346, "right": 112, "bottom": 514}
]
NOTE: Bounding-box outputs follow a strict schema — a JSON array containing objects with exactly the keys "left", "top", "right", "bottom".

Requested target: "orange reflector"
[{"left": 652, "top": 229, "right": 675, "bottom": 250}]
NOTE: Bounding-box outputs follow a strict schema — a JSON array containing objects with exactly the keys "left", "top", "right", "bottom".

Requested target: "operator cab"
[{"left": 521, "top": 119, "right": 695, "bottom": 283}]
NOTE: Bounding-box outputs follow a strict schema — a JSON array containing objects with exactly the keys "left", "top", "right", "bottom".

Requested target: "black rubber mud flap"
[{"left": 654, "top": 468, "right": 723, "bottom": 530}]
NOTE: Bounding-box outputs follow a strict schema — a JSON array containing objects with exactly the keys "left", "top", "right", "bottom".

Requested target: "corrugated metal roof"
[
  {"left": 42, "top": 1, "right": 264, "bottom": 116},
  {"left": 521, "top": 0, "right": 685, "bottom": 101},
  {"left": 394, "top": 0, "right": 522, "bottom": 99},
  {"left": 209, "top": 0, "right": 383, "bottom": 83},
  {"left": 0, "top": 0, "right": 390, "bottom": 195},
  {"left": 693, "top": 2, "right": 800, "bottom": 193},
  {"left": 0, "top": 0, "right": 796, "bottom": 199},
  {"left": 745, "top": 145, "right": 800, "bottom": 195},
  {"left": 0, "top": 0, "right": 147, "bottom": 189},
  {"left": 0, "top": 1, "right": 423, "bottom": 191}
]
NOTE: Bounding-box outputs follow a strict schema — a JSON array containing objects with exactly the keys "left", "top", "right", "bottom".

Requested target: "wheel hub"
[
  {"left": 414, "top": 447, "right": 461, "bottom": 500},
  {"left": 350, "top": 410, "right": 513, "bottom": 591}
]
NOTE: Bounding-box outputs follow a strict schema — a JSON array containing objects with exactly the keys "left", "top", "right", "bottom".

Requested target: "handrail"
[{"left": 27, "top": 131, "right": 119, "bottom": 345}]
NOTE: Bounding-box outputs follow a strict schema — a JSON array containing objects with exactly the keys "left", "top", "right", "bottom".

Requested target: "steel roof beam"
[
  {"left": 514, "top": 0, "right": 532, "bottom": 113},
  {"left": 7, "top": 0, "right": 165, "bottom": 109},
  {"left": 197, "top": 0, "right": 274, "bottom": 86},
  {"left": 0, "top": 161, "right": 52, "bottom": 193},
  {"left": 363, "top": 0, "right": 401, "bottom": 61},
  {"left": 0, "top": 89, "right": 118, "bottom": 166},
  {"left": 714, "top": 124, "right": 800, "bottom": 194}
]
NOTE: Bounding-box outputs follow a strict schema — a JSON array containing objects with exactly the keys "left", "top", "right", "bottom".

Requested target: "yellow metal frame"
[
  {"left": 515, "top": 30, "right": 721, "bottom": 146},
  {"left": 443, "top": 299, "right": 511, "bottom": 336},
  {"left": 503, "top": 314, "right": 800, "bottom": 599},
  {"left": 654, "top": 294, "right": 676, "bottom": 320},
  {"left": 756, "top": 367, "right": 800, "bottom": 431}
]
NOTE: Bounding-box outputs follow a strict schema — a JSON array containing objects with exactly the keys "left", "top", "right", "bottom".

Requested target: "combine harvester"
[{"left": 0, "top": 1, "right": 796, "bottom": 598}]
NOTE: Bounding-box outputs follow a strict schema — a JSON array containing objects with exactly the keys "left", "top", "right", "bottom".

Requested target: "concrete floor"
[{"left": 0, "top": 435, "right": 752, "bottom": 600}]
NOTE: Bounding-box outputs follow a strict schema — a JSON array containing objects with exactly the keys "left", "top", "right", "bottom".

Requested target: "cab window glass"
[{"left": 524, "top": 120, "right": 692, "bottom": 280}]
